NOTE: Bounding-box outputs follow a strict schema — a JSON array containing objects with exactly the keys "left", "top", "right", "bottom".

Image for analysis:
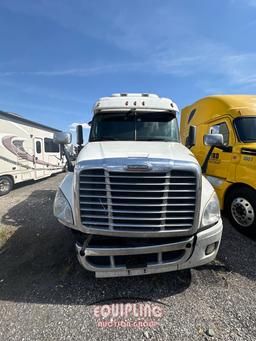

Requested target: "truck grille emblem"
[{"left": 125, "top": 164, "right": 151, "bottom": 171}]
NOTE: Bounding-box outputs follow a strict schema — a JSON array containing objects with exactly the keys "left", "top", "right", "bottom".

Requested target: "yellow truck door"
[{"left": 206, "top": 118, "right": 235, "bottom": 181}]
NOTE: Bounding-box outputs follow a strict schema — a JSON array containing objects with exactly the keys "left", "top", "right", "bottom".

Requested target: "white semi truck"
[{"left": 53, "top": 93, "right": 223, "bottom": 278}]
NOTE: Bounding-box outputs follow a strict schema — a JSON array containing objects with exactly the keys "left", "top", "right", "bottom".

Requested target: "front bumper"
[{"left": 75, "top": 219, "right": 223, "bottom": 278}]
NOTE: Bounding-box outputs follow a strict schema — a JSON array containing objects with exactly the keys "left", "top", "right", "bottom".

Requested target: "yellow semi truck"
[{"left": 181, "top": 95, "right": 256, "bottom": 235}]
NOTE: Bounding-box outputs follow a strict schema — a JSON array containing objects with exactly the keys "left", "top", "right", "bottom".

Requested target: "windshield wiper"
[
  {"left": 90, "top": 137, "right": 119, "bottom": 141},
  {"left": 90, "top": 137, "right": 173, "bottom": 142},
  {"left": 137, "top": 138, "right": 171, "bottom": 141}
]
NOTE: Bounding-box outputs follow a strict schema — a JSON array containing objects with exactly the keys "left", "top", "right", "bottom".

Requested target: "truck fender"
[{"left": 58, "top": 172, "right": 74, "bottom": 211}]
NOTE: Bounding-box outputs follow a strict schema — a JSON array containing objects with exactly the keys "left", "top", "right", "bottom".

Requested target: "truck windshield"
[
  {"left": 234, "top": 117, "right": 256, "bottom": 143},
  {"left": 89, "top": 111, "right": 179, "bottom": 142}
]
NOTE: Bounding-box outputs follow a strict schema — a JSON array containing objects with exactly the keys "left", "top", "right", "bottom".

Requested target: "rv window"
[
  {"left": 36, "top": 141, "right": 42, "bottom": 154},
  {"left": 44, "top": 138, "right": 59, "bottom": 153},
  {"left": 209, "top": 122, "right": 229, "bottom": 145}
]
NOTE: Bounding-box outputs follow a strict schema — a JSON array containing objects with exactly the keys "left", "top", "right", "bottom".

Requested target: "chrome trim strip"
[
  {"left": 74, "top": 227, "right": 195, "bottom": 238},
  {"left": 84, "top": 237, "right": 193, "bottom": 256}
]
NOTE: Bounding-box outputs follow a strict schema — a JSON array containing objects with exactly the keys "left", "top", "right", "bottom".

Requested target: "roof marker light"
[{"left": 133, "top": 101, "right": 137, "bottom": 106}]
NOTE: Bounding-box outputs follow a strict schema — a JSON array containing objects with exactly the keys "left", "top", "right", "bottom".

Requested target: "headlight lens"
[
  {"left": 54, "top": 189, "right": 73, "bottom": 225},
  {"left": 201, "top": 192, "right": 220, "bottom": 228}
]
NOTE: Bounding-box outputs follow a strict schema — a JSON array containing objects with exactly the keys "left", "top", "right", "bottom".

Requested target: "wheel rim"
[
  {"left": 231, "top": 197, "right": 255, "bottom": 227},
  {"left": 0, "top": 178, "right": 11, "bottom": 193}
]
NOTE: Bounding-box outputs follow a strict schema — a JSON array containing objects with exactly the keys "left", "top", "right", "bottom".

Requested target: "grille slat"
[
  {"left": 80, "top": 175, "right": 196, "bottom": 179},
  {"left": 80, "top": 194, "right": 196, "bottom": 200},
  {"left": 79, "top": 169, "right": 197, "bottom": 233},
  {"left": 80, "top": 201, "right": 195, "bottom": 207},
  {"left": 84, "top": 221, "right": 193, "bottom": 228},
  {"left": 80, "top": 188, "right": 196, "bottom": 193},
  {"left": 80, "top": 177, "right": 195, "bottom": 186},
  {"left": 81, "top": 214, "right": 194, "bottom": 221},
  {"left": 80, "top": 208, "right": 195, "bottom": 214}
]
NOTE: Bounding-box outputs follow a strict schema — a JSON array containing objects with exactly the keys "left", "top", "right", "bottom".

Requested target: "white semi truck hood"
[{"left": 76, "top": 141, "right": 198, "bottom": 165}]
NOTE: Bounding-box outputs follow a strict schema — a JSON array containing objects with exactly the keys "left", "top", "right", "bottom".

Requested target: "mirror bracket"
[
  {"left": 201, "top": 146, "right": 215, "bottom": 174},
  {"left": 63, "top": 146, "right": 74, "bottom": 172},
  {"left": 216, "top": 145, "right": 233, "bottom": 153}
]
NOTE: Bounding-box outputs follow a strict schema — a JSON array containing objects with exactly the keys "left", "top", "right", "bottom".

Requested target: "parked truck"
[
  {"left": 53, "top": 93, "right": 223, "bottom": 278},
  {"left": 181, "top": 95, "right": 256, "bottom": 235},
  {"left": 0, "top": 110, "right": 66, "bottom": 196}
]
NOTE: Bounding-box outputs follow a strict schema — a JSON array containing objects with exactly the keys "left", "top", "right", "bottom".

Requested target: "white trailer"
[{"left": 0, "top": 110, "right": 66, "bottom": 195}]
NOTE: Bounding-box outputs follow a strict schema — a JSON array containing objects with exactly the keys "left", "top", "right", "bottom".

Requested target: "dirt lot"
[{"left": 0, "top": 173, "right": 256, "bottom": 341}]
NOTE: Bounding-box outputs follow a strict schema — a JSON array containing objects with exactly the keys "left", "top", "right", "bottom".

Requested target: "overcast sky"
[{"left": 0, "top": 0, "right": 256, "bottom": 140}]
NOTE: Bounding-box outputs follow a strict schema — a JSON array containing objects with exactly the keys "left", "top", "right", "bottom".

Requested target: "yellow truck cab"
[{"left": 181, "top": 95, "right": 256, "bottom": 235}]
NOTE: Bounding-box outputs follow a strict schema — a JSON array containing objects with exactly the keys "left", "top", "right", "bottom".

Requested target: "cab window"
[{"left": 209, "top": 122, "right": 229, "bottom": 145}]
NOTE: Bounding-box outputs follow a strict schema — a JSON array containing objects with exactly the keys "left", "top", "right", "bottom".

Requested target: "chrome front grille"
[{"left": 79, "top": 168, "right": 197, "bottom": 235}]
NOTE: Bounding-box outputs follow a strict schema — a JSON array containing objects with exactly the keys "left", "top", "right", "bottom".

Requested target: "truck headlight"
[
  {"left": 54, "top": 189, "right": 73, "bottom": 225},
  {"left": 201, "top": 192, "right": 220, "bottom": 229}
]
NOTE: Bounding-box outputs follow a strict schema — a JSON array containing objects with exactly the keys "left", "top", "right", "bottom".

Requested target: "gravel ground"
[{"left": 0, "top": 173, "right": 256, "bottom": 341}]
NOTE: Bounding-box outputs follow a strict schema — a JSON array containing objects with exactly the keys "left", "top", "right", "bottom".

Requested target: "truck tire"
[
  {"left": 0, "top": 176, "right": 13, "bottom": 196},
  {"left": 226, "top": 187, "right": 256, "bottom": 236}
]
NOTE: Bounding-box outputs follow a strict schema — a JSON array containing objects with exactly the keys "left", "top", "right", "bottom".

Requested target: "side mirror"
[
  {"left": 185, "top": 125, "right": 196, "bottom": 149},
  {"left": 76, "top": 125, "right": 84, "bottom": 146},
  {"left": 201, "top": 134, "right": 224, "bottom": 174},
  {"left": 53, "top": 132, "right": 72, "bottom": 145},
  {"left": 204, "top": 134, "right": 224, "bottom": 147},
  {"left": 53, "top": 132, "right": 73, "bottom": 172}
]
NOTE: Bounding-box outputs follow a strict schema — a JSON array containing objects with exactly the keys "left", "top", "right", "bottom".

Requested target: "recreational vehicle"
[
  {"left": 0, "top": 111, "right": 66, "bottom": 196},
  {"left": 53, "top": 93, "right": 223, "bottom": 278}
]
